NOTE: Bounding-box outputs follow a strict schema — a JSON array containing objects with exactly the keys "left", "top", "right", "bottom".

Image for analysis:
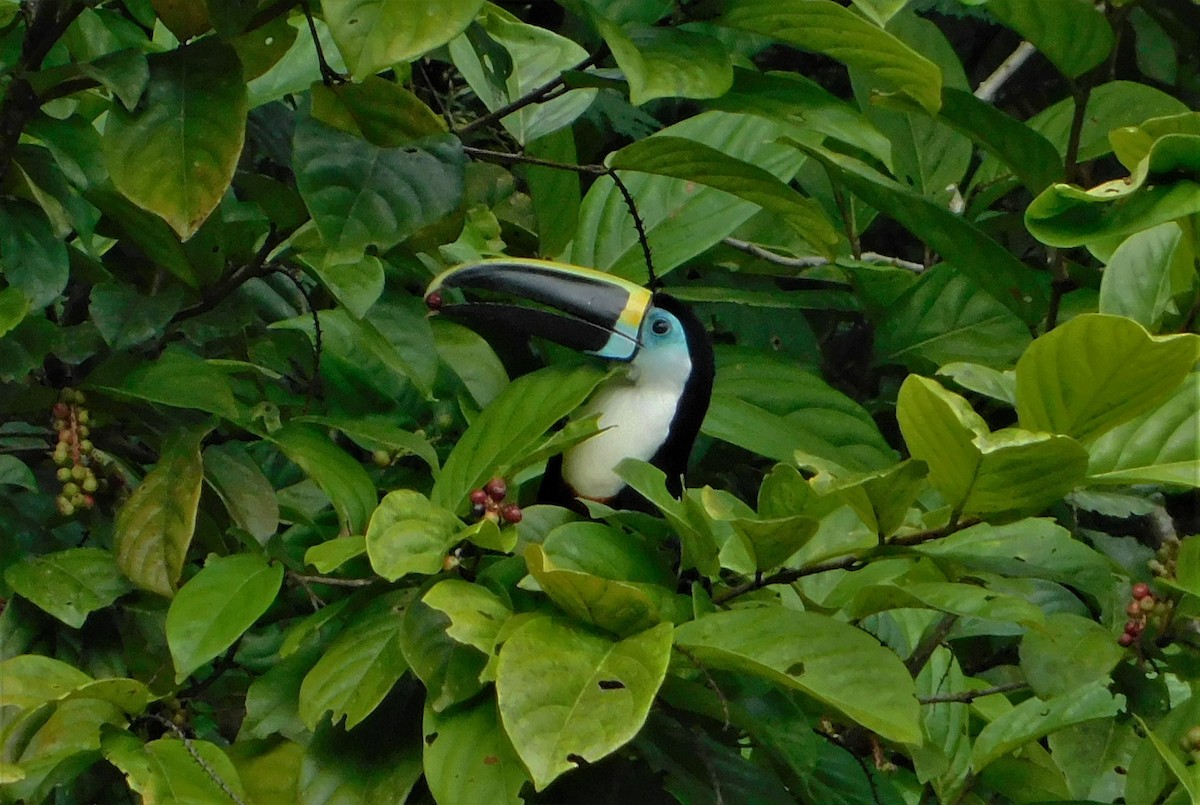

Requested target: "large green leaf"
[
  {"left": 298, "top": 590, "right": 409, "bottom": 730},
  {"left": 310, "top": 77, "right": 447, "bottom": 146},
  {"left": 113, "top": 428, "right": 208, "bottom": 598},
  {"left": 571, "top": 111, "right": 806, "bottom": 282},
  {"left": 897, "top": 376, "right": 1088, "bottom": 516},
  {"left": 847, "top": 581, "right": 1045, "bottom": 627},
  {"left": 874, "top": 264, "right": 1033, "bottom": 372},
  {"left": 800, "top": 458, "right": 927, "bottom": 539},
  {"left": 0, "top": 200, "right": 68, "bottom": 309},
  {"left": 983, "top": 0, "right": 1114, "bottom": 78},
  {"left": 293, "top": 114, "right": 465, "bottom": 261},
  {"left": 792, "top": 142, "right": 1046, "bottom": 323},
  {"left": 1086, "top": 372, "right": 1199, "bottom": 487},
  {"left": 971, "top": 681, "right": 1123, "bottom": 771},
  {"left": 595, "top": 18, "right": 732, "bottom": 105},
  {"left": 423, "top": 699, "right": 528, "bottom": 805},
  {"left": 87, "top": 348, "right": 241, "bottom": 419},
  {"left": 103, "top": 732, "right": 245, "bottom": 805},
  {"left": 102, "top": 39, "right": 247, "bottom": 239},
  {"left": 1015, "top": 314, "right": 1200, "bottom": 444},
  {"left": 166, "top": 554, "right": 283, "bottom": 682},
  {"left": 525, "top": 544, "right": 664, "bottom": 636},
  {"left": 401, "top": 595, "right": 489, "bottom": 712},
  {"left": 88, "top": 282, "right": 184, "bottom": 350},
  {"left": 717, "top": 0, "right": 941, "bottom": 114},
  {"left": 366, "top": 490, "right": 461, "bottom": 580},
  {"left": 1018, "top": 613, "right": 1124, "bottom": 699},
  {"left": 448, "top": 5, "right": 596, "bottom": 144},
  {"left": 320, "top": 0, "right": 484, "bottom": 79},
  {"left": 4, "top": 548, "right": 131, "bottom": 629},
  {"left": 270, "top": 424, "right": 377, "bottom": 535},
  {"left": 431, "top": 364, "right": 606, "bottom": 512},
  {"left": 0, "top": 655, "right": 93, "bottom": 711},
  {"left": 609, "top": 136, "right": 838, "bottom": 257},
  {"left": 496, "top": 617, "right": 673, "bottom": 790},
  {"left": 674, "top": 608, "right": 921, "bottom": 744},
  {"left": 615, "top": 460, "right": 721, "bottom": 577},
  {"left": 202, "top": 443, "right": 280, "bottom": 544},
  {"left": 7, "top": 698, "right": 129, "bottom": 803},
  {"left": 1098, "top": 221, "right": 1194, "bottom": 331}
]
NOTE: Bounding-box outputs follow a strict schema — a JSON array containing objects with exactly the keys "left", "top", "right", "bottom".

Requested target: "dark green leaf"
[
  {"left": 4, "top": 548, "right": 132, "bottom": 629},
  {"left": 0, "top": 199, "right": 68, "bottom": 309}
]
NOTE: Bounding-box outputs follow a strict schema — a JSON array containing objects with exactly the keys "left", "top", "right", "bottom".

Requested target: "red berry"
[
  {"left": 469, "top": 489, "right": 488, "bottom": 505},
  {"left": 484, "top": 477, "right": 507, "bottom": 501},
  {"left": 1118, "top": 632, "right": 1135, "bottom": 647},
  {"left": 501, "top": 504, "right": 523, "bottom": 524},
  {"left": 426, "top": 291, "right": 443, "bottom": 311},
  {"left": 81, "top": 495, "right": 95, "bottom": 508},
  {"left": 1132, "top": 582, "right": 1151, "bottom": 600},
  {"left": 52, "top": 402, "right": 68, "bottom": 418},
  {"left": 1124, "top": 620, "right": 1144, "bottom": 636}
]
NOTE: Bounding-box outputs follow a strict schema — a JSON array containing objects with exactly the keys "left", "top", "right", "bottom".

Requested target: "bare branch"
[
  {"left": 456, "top": 52, "right": 602, "bottom": 137},
  {"left": 919, "top": 681, "right": 1028, "bottom": 705},
  {"left": 462, "top": 145, "right": 608, "bottom": 175},
  {"left": 974, "top": 41, "right": 1037, "bottom": 103},
  {"left": 722, "top": 238, "right": 926, "bottom": 273}
]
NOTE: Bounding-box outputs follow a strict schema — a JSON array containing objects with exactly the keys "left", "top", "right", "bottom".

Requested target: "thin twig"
[
  {"left": 610, "top": 170, "right": 656, "bottom": 286},
  {"left": 919, "top": 681, "right": 1028, "bottom": 705},
  {"left": 906, "top": 614, "right": 959, "bottom": 676},
  {"left": 290, "top": 572, "right": 375, "bottom": 587},
  {"left": 457, "top": 52, "right": 601, "bottom": 137},
  {"left": 462, "top": 145, "right": 608, "bottom": 175},
  {"left": 299, "top": 0, "right": 343, "bottom": 85},
  {"left": 713, "top": 555, "right": 865, "bottom": 604},
  {"left": 170, "top": 227, "right": 286, "bottom": 324},
  {"left": 974, "top": 41, "right": 1037, "bottom": 103},
  {"left": 722, "top": 238, "right": 926, "bottom": 272},
  {"left": 1063, "top": 80, "right": 1094, "bottom": 184}
]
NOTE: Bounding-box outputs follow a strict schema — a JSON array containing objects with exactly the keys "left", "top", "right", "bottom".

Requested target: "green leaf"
[
  {"left": 526, "top": 130, "right": 581, "bottom": 258},
  {"left": 571, "top": 111, "right": 806, "bottom": 282},
  {"left": 984, "top": 0, "right": 1114, "bottom": 78},
  {"left": 525, "top": 544, "right": 663, "bottom": 636},
  {"left": 202, "top": 443, "right": 279, "bottom": 543},
  {"left": 304, "top": 535, "right": 367, "bottom": 573},
  {"left": 0, "top": 654, "right": 93, "bottom": 711},
  {"left": 88, "top": 282, "right": 184, "bottom": 350},
  {"left": 422, "top": 579, "right": 512, "bottom": 656},
  {"left": 1048, "top": 720, "right": 1139, "bottom": 803},
  {"left": 88, "top": 348, "right": 241, "bottom": 419},
  {"left": 875, "top": 264, "right": 1033, "bottom": 372},
  {"left": 595, "top": 18, "right": 733, "bottom": 105},
  {"left": 0, "top": 454, "right": 36, "bottom": 490},
  {"left": 296, "top": 415, "right": 439, "bottom": 473},
  {"left": 936, "top": 362, "right": 1016, "bottom": 405},
  {"left": 674, "top": 608, "right": 921, "bottom": 744},
  {"left": 912, "top": 519, "right": 1114, "bottom": 599},
  {"left": 802, "top": 458, "right": 927, "bottom": 538},
  {"left": 1027, "top": 180, "right": 1200, "bottom": 249},
  {"left": 1015, "top": 314, "right": 1200, "bottom": 444},
  {"left": 321, "top": 0, "right": 484, "bottom": 80},
  {"left": 103, "top": 732, "right": 245, "bottom": 805},
  {"left": 609, "top": 136, "right": 838, "bottom": 257},
  {"left": 1098, "top": 221, "right": 1194, "bottom": 331},
  {"left": 293, "top": 114, "right": 466, "bottom": 261},
  {"left": 615, "top": 460, "right": 721, "bottom": 577},
  {"left": 103, "top": 39, "right": 247, "bottom": 239},
  {"left": 114, "top": 428, "right": 207, "bottom": 598},
  {"left": 971, "top": 681, "right": 1123, "bottom": 771},
  {"left": 496, "top": 617, "right": 673, "bottom": 790},
  {"left": 365, "top": 489, "right": 462, "bottom": 580},
  {"left": 1086, "top": 372, "right": 1199, "bottom": 487},
  {"left": 424, "top": 699, "right": 528, "bottom": 805},
  {"left": 270, "top": 424, "right": 377, "bottom": 535},
  {"left": 4, "top": 548, "right": 132, "bottom": 629},
  {"left": 717, "top": 0, "right": 942, "bottom": 114},
  {"left": 431, "top": 364, "right": 606, "bottom": 512},
  {"left": 298, "top": 590, "right": 409, "bottom": 729},
  {"left": 1133, "top": 715, "right": 1200, "bottom": 804},
  {"left": 1019, "top": 613, "right": 1124, "bottom": 699},
  {"left": 791, "top": 143, "right": 1047, "bottom": 324},
  {"left": 896, "top": 376, "right": 1088, "bottom": 516},
  {"left": 310, "top": 77, "right": 447, "bottom": 146},
  {"left": 448, "top": 5, "right": 596, "bottom": 144},
  {"left": 166, "top": 554, "right": 284, "bottom": 682},
  {"left": 6, "top": 698, "right": 128, "bottom": 803},
  {"left": 401, "top": 596, "right": 489, "bottom": 711},
  {"left": 0, "top": 199, "right": 68, "bottom": 308},
  {"left": 707, "top": 68, "right": 892, "bottom": 165},
  {"left": 0, "top": 286, "right": 29, "bottom": 339},
  {"left": 934, "top": 87, "right": 1062, "bottom": 194},
  {"left": 297, "top": 252, "right": 384, "bottom": 321}
]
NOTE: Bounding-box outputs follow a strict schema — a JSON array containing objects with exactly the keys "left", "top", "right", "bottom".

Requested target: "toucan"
[{"left": 425, "top": 258, "right": 714, "bottom": 511}]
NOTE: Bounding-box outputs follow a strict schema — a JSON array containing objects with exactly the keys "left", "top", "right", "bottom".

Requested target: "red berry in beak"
[{"left": 426, "top": 291, "right": 443, "bottom": 311}]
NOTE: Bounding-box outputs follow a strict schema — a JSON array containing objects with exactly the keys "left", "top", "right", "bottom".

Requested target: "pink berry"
[
  {"left": 1132, "top": 582, "right": 1151, "bottom": 600},
  {"left": 484, "top": 477, "right": 507, "bottom": 501},
  {"left": 426, "top": 291, "right": 443, "bottom": 311},
  {"left": 469, "top": 489, "right": 488, "bottom": 505},
  {"left": 1118, "top": 633, "right": 1135, "bottom": 647},
  {"left": 501, "top": 504, "right": 523, "bottom": 524}
]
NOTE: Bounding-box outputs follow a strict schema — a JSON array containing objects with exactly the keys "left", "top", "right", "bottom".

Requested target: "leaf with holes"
[
  {"left": 424, "top": 698, "right": 528, "bottom": 805},
  {"left": 496, "top": 617, "right": 673, "bottom": 790},
  {"left": 321, "top": 0, "right": 484, "bottom": 80}
]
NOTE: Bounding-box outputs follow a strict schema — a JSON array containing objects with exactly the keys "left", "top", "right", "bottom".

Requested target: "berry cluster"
[
  {"left": 1148, "top": 537, "right": 1179, "bottom": 581},
  {"left": 1119, "top": 582, "right": 1158, "bottom": 647},
  {"left": 51, "top": 389, "right": 98, "bottom": 516},
  {"left": 1180, "top": 725, "right": 1200, "bottom": 762},
  {"left": 470, "top": 477, "right": 522, "bottom": 525}
]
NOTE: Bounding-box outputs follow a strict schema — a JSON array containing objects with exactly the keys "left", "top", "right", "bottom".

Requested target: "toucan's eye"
[{"left": 651, "top": 318, "right": 671, "bottom": 335}]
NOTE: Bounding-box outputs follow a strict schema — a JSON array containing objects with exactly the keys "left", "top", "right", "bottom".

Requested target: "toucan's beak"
[{"left": 425, "top": 258, "right": 652, "bottom": 361}]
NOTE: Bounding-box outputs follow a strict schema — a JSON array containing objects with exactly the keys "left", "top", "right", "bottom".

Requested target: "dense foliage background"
[{"left": 1, "top": 0, "right": 1199, "bottom": 802}]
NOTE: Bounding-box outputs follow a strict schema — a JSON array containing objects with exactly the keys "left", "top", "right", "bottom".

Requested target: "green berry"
[
  {"left": 56, "top": 496, "right": 75, "bottom": 516},
  {"left": 62, "top": 482, "right": 79, "bottom": 497},
  {"left": 77, "top": 410, "right": 89, "bottom": 424},
  {"left": 371, "top": 449, "right": 391, "bottom": 467},
  {"left": 56, "top": 467, "right": 72, "bottom": 482},
  {"left": 82, "top": 476, "right": 98, "bottom": 493},
  {"left": 79, "top": 439, "right": 92, "bottom": 453},
  {"left": 71, "top": 465, "right": 86, "bottom": 481},
  {"left": 1188, "top": 726, "right": 1200, "bottom": 747}
]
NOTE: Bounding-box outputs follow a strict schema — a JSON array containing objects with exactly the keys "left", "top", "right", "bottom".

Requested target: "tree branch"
[
  {"left": 722, "top": 238, "right": 926, "bottom": 273},
  {"left": 169, "top": 227, "right": 286, "bottom": 324},
  {"left": 974, "top": 41, "right": 1037, "bottom": 103},
  {"left": 906, "top": 613, "right": 958, "bottom": 676},
  {"left": 289, "top": 572, "right": 375, "bottom": 588},
  {"left": 919, "top": 681, "right": 1028, "bottom": 705},
  {"left": 461, "top": 145, "right": 608, "bottom": 175}
]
